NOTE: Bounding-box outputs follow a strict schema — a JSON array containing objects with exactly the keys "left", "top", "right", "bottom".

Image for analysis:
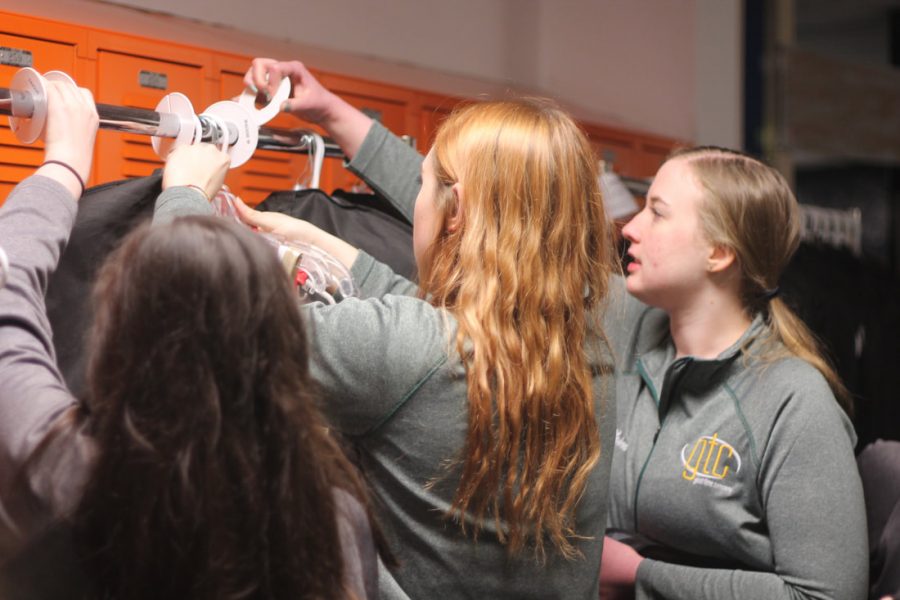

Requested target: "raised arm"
[
  {"left": 244, "top": 58, "right": 424, "bottom": 220},
  {"left": 0, "top": 79, "right": 99, "bottom": 534},
  {"left": 245, "top": 58, "right": 373, "bottom": 160}
]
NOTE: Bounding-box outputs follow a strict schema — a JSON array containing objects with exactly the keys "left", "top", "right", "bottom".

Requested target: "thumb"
[{"left": 233, "top": 196, "right": 270, "bottom": 230}]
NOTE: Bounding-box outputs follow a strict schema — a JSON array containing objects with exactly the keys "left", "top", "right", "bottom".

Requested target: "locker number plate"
[
  {"left": 0, "top": 47, "right": 33, "bottom": 68},
  {"left": 139, "top": 70, "right": 169, "bottom": 90}
]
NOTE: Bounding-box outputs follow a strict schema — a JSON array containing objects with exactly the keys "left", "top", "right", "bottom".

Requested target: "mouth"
[{"left": 623, "top": 251, "right": 640, "bottom": 273}]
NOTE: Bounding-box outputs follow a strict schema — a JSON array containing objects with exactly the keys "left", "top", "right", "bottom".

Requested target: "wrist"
[
  {"left": 42, "top": 153, "right": 90, "bottom": 182},
  {"left": 184, "top": 184, "right": 210, "bottom": 201},
  {"left": 319, "top": 92, "right": 365, "bottom": 131},
  {"left": 37, "top": 161, "right": 86, "bottom": 198}
]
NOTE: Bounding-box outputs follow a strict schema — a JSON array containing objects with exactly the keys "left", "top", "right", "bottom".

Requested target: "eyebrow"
[{"left": 648, "top": 195, "right": 669, "bottom": 207}]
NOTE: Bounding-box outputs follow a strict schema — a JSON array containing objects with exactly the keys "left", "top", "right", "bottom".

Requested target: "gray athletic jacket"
[
  {"left": 154, "top": 121, "right": 618, "bottom": 600},
  {"left": 603, "top": 281, "right": 868, "bottom": 599}
]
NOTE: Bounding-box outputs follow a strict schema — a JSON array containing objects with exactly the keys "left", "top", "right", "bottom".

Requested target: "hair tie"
[
  {"left": 760, "top": 286, "right": 780, "bottom": 301},
  {"left": 185, "top": 184, "right": 210, "bottom": 201},
  {"left": 41, "top": 160, "right": 85, "bottom": 197}
]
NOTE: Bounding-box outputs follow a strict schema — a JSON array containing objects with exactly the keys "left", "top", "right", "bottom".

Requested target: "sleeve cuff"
[
  {"left": 349, "top": 250, "right": 378, "bottom": 289},
  {"left": 153, "top": 186, "right": 214, "bottom": 225},
  {"left": 345, "top": 121, "right": 389, "bottom": 180}
]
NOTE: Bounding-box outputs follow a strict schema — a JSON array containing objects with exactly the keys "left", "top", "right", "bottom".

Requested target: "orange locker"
[
  {"left": 317, "top": 73, "right": 417, "bottom": 194},
  {"left": 416, "top": 91, "right": 468, "bottom": 153},
  {"left": 635, "top": 138, "right": 679, "bottom": 178},
  {"left": 582, "top": 123, "right": 643, "bottom": 179},
  {"left": 0, "top": 13, "right": 88, "bottom": 203},
  {"left": 214, "top": 55, "right": 326, "bottom": 205},
  {"left": 90, "top": 34, "right": 209, "bottom": 186}
]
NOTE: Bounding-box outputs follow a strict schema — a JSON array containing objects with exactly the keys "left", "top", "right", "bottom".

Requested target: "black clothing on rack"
[
  {"left": 45, "top": 174, "right": 163, "bottom": 398},
  {"left": 256, "top": 189, "right": 416, "bottom": 281}
]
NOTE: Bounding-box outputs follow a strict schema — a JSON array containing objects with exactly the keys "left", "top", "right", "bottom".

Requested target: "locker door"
[
  {"left": 0, "top": 34, "right": 79, "bottom": 203},
  {"left": 317, "top": 74, "right": 415, "bottom": 195},
  {"left": 584, "top": 124, "right": 642, "bottom": 179},
  {"left": 93, "top": 51, "right": 205, "bottom": 185},
  {"left": 217, "top": 69, "right": 322, "bottom": 206},
  {"left": 417, "top": 92, "right": 468, "bottom": 153}
]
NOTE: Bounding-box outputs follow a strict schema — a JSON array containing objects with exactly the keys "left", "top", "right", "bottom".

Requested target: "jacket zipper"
[
  {"left": 633, "top": 424, "right": 662, "bottom": 532},
  {"left": 632, "top": 357, "right": 687, "bottom": 532}
]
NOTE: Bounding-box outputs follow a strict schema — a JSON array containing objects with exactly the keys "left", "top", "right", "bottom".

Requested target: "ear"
[
  {"left": 707, "top": 243, "right": 737, "bottom": 273},
  {"left": 445, "top": 182, "right": 464, "bottom": 233}
]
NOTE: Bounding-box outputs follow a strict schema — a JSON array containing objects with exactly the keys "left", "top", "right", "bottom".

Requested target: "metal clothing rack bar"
[{"left": 0, "top": 87, "right": 346, "bottom": 159}]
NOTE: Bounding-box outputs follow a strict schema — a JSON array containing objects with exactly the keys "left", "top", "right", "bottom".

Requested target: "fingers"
[
  {"left": 42, "top": 79, "right": 99, "bottom": 186},
  {"left": 232, "top": 195, "right": 268, "bottom": 229},
  {"left": 245, "top": 57, "right": 293, "bottom": 100},
  {"left": 162, "top": 143, "right": 231, "bottom": 200}
]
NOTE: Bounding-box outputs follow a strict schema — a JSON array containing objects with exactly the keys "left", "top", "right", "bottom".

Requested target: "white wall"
[
  {"left": 4, "top": 0, "right": 745, "bottom": 144},
  {"left": 695, "top": 0, "right": 744, "bottom": 148}
]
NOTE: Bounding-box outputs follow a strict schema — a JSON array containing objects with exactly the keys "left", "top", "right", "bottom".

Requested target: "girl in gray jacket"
[
  {"left": 233, "top": 60, "right": 619, "bottom": 600},
  {"left": 599, "top": 147, "right": 867, "bottom": 599}
]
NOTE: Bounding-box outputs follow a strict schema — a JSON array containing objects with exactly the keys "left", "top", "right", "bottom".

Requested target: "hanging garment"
[
  {"left": 45, "top": 174, "right": 163, "bottom": 398},
  {"left": 781, "top": 242, "right": 900, "bottom": 448},
  {"left": 256, "top": 189, "right": 416, "bottom": 281},
  {"left": 45, "top": 178, "right": 416, "bottom": 399}
]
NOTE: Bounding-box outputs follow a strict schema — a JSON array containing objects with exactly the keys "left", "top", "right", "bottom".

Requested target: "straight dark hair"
[{"left": 66, "top": 216, "right": 372, "bottom": 599}]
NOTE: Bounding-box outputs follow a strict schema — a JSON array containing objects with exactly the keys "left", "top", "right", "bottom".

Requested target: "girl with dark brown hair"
[{"left": 0, "top": 79, "right": 377, "bottom": 599}]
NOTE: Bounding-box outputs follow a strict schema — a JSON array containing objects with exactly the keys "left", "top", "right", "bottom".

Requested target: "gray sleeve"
[
  {"left": 345, "top": 121, "right": 424, "bottom": 223},
  {"left": 302, "top": 293, "right": 447, "bottom": 438},
  {"left": 602, "top": 275, "right": 651, "bottom": 367},
  {"left": 350, "top": 251, "right": 419, "bottom": 298},
  {"left": 0, "top": 176, "right": 89, "bottom": 532},
  {"left": 152, "top": 186, "right": 213, "bottom": 224},
  {"left": 334, "top": 489, "right": 379, "bottom": 600},
  {"left": 635, "top": 380, "right": 868, "bottom": 600}
]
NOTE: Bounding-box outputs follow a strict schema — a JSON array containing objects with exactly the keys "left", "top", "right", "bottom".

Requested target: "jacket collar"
[{"left": 633, "top": 313, "right": 768, "bottom": 411}]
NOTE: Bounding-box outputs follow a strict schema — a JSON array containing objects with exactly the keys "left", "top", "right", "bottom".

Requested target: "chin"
[{"left": 625, "top": 278, "right": 654, "bottom": 305}]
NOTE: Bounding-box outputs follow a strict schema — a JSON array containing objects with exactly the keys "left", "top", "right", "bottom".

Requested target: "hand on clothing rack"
[
  {"left": 36, "top": 79, "right": 98, "bottom": 200},
  {"left": 162, "top": 143, "right": 231, "bottom": 201},
  {"left": 244, "top": 58, "right": 373, "bottom": 159}
]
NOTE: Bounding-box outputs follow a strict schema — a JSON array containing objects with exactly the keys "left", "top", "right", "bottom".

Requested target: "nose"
[{"left": 621, "top": 212, "right": 640, "bottom": 244}]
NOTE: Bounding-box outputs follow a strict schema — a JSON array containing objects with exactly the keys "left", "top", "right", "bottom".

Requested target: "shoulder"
[
  {"left": 602, "top": 275, "right": 666, "bottom": 366},
  {"left": 309, "top": 294, "right": 452, "bottom": 354},
  {"left": 732, "top": 353, "right": 856, "bottom": 454}
]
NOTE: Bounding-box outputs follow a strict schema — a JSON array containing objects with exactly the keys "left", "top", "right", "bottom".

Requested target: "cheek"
[{"left": 412, "top": 194, "right": 437, "bottom": 265}]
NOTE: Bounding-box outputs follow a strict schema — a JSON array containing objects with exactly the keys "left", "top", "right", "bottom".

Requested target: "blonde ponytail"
[{"left": 673, "top": 146, "right": 853, "bottom": 416}]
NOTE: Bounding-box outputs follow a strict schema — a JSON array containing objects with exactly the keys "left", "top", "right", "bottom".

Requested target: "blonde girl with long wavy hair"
[{"left": 233, "top": 57, "right": 620, "bottom": 600}]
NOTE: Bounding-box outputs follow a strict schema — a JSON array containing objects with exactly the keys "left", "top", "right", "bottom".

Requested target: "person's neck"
[{"left": 668, "top": 288, "right": 752, "bottom": 360}]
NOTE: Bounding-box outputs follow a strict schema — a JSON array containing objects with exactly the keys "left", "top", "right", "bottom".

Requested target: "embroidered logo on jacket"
[
  {"left": 615, "top": 429, "right": 629, "bottom": 452},
  {"left": 680, "top": 433, "right": 741, "bottom": 492}
]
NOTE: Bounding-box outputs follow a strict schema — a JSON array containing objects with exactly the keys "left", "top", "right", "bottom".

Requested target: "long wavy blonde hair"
[
  {"left": 418, "top": 99, "right": 616, "bottom": 558},
  {"left": 673, "top": 146, "right": 852, "bottom": 415}
]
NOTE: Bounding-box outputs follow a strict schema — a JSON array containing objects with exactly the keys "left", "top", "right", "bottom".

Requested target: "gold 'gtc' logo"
[{"left": 681, "top": 433, "right": 741, "bottom": 482}]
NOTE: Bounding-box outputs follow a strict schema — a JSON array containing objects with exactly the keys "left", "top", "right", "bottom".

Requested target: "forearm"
[
  {"left": 0, "top": 176, "right": 80, "bottom": 502},
  {"left": 346, "top": 121, "right": 423, "bottom": 223},
  {"left": 318, "top": 92, "right": 375, "bottom": 160},
  {"left": 635, "top": 561, "right": 800, "bottom": 600},
  {"left": 297, "top": 223, "right": 360, "bottom": 272},
  {"left": 152, "top": 186, "right": 214, "bottom": 224}
]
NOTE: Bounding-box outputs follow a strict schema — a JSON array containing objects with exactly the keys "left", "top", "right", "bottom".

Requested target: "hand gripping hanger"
[{"left": 0, "top": 67, "right": 346, "bottom": 167}]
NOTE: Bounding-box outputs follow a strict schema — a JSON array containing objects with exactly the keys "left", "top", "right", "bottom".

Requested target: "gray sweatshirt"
[
  {"left": 154, "top": 122, "right": 618, "bottom": 599},
  {"left": 603, "top": 280, "right": 868, "bottom": 599}
]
